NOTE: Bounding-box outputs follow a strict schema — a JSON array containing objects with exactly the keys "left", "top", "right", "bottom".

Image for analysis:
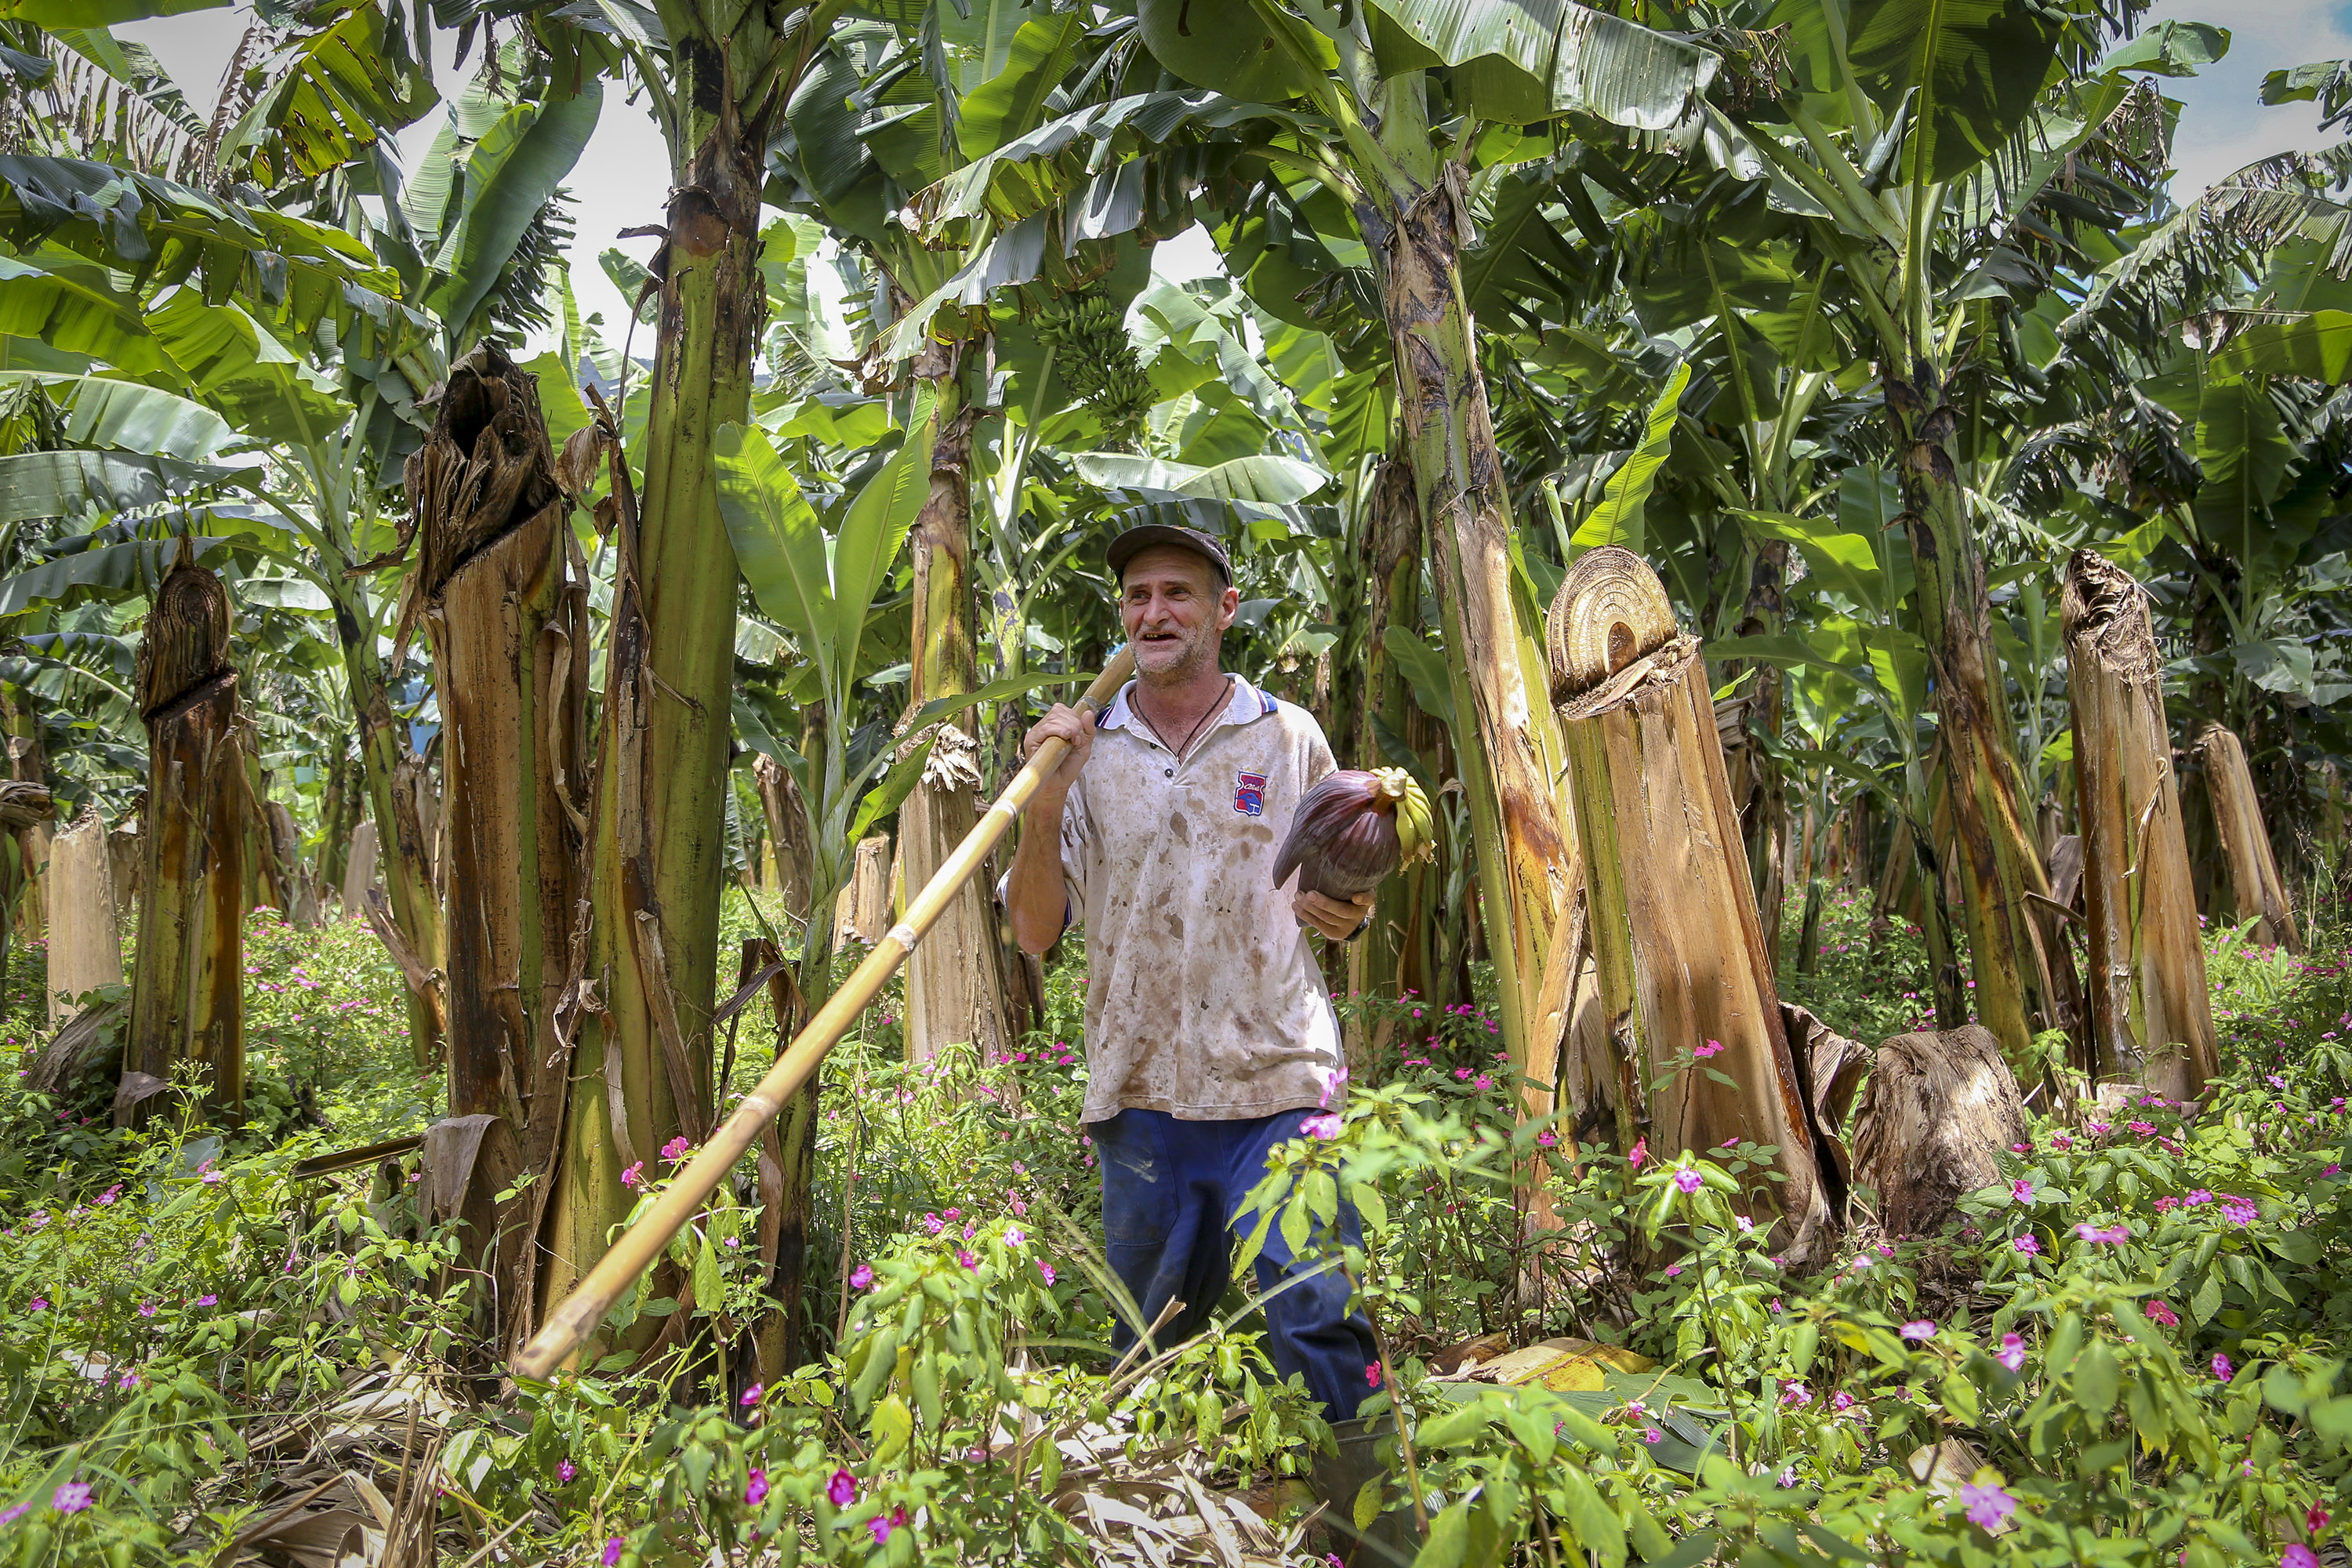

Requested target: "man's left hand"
[{"left": 1294, "top": 888, "right": 1374, "bottom": 940}]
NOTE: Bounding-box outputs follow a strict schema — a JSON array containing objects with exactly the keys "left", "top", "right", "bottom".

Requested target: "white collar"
[{"left": 1100, "top": 673, "right": 1274, "bottom": 747}]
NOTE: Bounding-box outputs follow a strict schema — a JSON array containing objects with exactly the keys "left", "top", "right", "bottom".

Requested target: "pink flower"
[
  {"left": 2146, "top": 1300, "right": 2179, "bottom": 1327},
  {"left": 1995, "top": 1333, "right": 2026, "bottom": 1371},
  {"left": 849, "top": 1263, "right": 874, "bottom": 1289},
  {"left": 1959, "top": 1481, "right": 2016, "bottom": 1530},
  {"left": 558, "top": 1461, "right": 575, "bottom": 1483},
  {"left": 1736, "top": 1215, "right": 1755, "bottom": 1233},
  {"left": 2010, "top": 1178, "right": 2033, "bottom": 1203},
  {"left": 1780, "top": 1382, "right": 1812, "bottom": 1407},
  {"left": 2013, "top": 1235, "right": 2042, "bottom": 1256},
  {"left": 1694, "top": 1040, "right": 1723, "bottom": 1058},
  {"left": 1831, "top": 1390, "right": 1856, "bottom": 1411},
  {"left": 2310, "top": 1505, "right": 2332, "bottom": 1534},
  {"left": 0, "top": 1503, "right": 25, "bottom": 1526},
  {"left": 603, "top": 1537, "right": 623, "bottom": 1566},
  {"left": 923, "top": 1213, "right": 944, "bottom": 1235},
  {"left": 1473, "top": 1075, "right": 1492, "bottom": 1090},
  {"left": 1628, "top": 1138, "right": 1646, "bottom": 1168},
  {"left": 661, "top": 1136, "right": 690, "bottom": 1162},
  {"left": 741, "top": 1384, "right": 763, "bottom": 1407},
  {"left": 1301, "top": 1112, "right": 1342, "bottom": 1140},
  {"left": 27, "top": 1298, "right": 45, "bottom": 1312},
  {"left": 200, "top": 1163, "right": 222, "bottom": 1185},
  {"left": 1454, "top": 1068, "right": 1472, "bottom": 1081},
  {"left": 194, "top": 1294, "right": 216, "bottom": 1308},
  {"left": 138, "top": 1301, "right": 156, "bottom": 1318},
  {"left": 2212, "top": 1352, "right": 2234, "bottom": 1382},
  {"left": 2283, "top": 1548, "right": 2320, "bottom": 1568},
  {"left": 116, "top": 1371, "right": 138, "bottom": 1390},
  {"left": 2073, "top": 1221, "right": 2130, "bottom": 1243},
  {"left": 956, "top": 1250, "right": 978, "bottom": 1269},
  {"left": 1366, "top": 1362, "right": 1382, "bottom": 1389},
  {"left": 1038, "top": 1261, "right": 1057, "bottom": 1286},
  {"left": 827, "top": 1468, "right": 858, "bottom": 1507},
  {"left": 53, "top": 1483, "right": 91, "bottom": 1514},
  {"left": 1642, "top": 1428, "right": 1663, "bottom": 1444},
  {"left": 1673, "top": 1169, "right": 1702, "bottom": 1193},
  {"left": 620, "top": 1162, "right": 644, "bottom": 1189},
  {"left": 744, "top": 1469, "right": 768, "bottom": 1507},
  {"left": 1900, "top": 1320, "right": 1936, "bottom": 1341},
  {"left": 1664, "top": 1265, "right": 1682, "bottom": 1277},
  {"left": 1004, "top": 1228, "right": 1026, "bottom": 1248},
  {"left": 2219, "top": 1196, "right": 2259, "bottom": 1225},
  {"left": 1536, "top": 1131, "right": 1557, "bottom": 1148}
]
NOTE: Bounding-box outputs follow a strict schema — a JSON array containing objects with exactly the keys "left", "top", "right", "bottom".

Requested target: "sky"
[{"left": 115, "top": 2, "right": 2352, "bottom": 354}]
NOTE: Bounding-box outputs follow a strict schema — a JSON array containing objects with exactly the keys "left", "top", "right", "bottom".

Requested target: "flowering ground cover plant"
[{"left": 0, "top": 896, "right": 2347, "bottom": 1565}]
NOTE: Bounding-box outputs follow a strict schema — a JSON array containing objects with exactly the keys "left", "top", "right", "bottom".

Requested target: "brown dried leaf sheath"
[
  {"left": 415, "top": 343, "right": 587, "bottom": 1360},
  {"left": 2061, "top": 550, "right": 2216, "bottom": 1100},
  {"left": 2199, "top": 722, "right": 2303, "bottom": 953},
  {"left": 128, "top": 557, "right": 245, "bottom": 1115}
]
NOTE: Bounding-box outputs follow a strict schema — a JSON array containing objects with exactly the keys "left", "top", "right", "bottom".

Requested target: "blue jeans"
[{"left": 1094, "top": 1107, "right": 1380, "bottom": 1423}]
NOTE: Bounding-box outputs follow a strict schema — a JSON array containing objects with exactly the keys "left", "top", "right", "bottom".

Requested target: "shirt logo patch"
[{"left": 1234, "top": 771, "right": 1268, "bottom": 817}]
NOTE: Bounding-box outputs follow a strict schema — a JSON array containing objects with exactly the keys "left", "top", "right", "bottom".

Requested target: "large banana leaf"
[
  {"left": 425, "top": 85, "right": 603, "bottom": 332},
  {"left": 0, "top": 535, "right": 225, "bottom": 615},
  {"left": 0, "top": 0, "right": 217, "bottom": 21},
  {"left": 1571, "top": 361, "right": 1687, "bottom": 554},
  {"left": 0, "top": 449, "right": 256, "bottom": 527},
  {"left": 144, "top": 293, "right": 352, "bottom": 448},
  {"left": 223, "top": 0, "right": 437, "bottom": 183},
  {"left": 1356, "top": 0, "right": 1716, "bottom": 130},
  {"left": 1070, "top": 450, "right": 1329, "bottom": 503},
  {"left": 714, "top": 404, "right": 935, "bottom": 711},
  {"left": 1843, "top": 0, "right": 2063, "bottom": 183},
  {"left": 0, "top": 154, "right": 405, "bottom": 336},
  {"left": 1731, "top": 510, "right": 1883, "bottom": 612},
  {"left": 915, "top": 89, "right": 1289, "bottom": 238},
  {"left": 1461, "top": 163, "right": 1594, "bottom": 328},
  {"left": 6, "top": 373, "right": 237, "bottom": 459},
  {"left": 2212, "top": 311, "right": 2352, "bottom": 383},
  {"left": 1138, "top": 0, "right": 1334, "bottom": 103},
  {"left": 2192, "top": 375, "right": 2294, "bottom": 549},
  {"left": 958, "top": 15, "right": 1087, "bottom": 160},
  {"left": 0, "top": 254, "right": 169, "bottom": 376}
]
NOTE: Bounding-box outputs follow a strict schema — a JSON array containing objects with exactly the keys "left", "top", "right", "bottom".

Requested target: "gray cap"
[{"left": 1106, "top": 521, "right": 1232, "bottom": 585}]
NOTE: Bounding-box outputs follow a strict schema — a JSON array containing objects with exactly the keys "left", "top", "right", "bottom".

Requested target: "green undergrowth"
[{"left": 0, "top": 891, "right": 2345, "bottom": 1565}]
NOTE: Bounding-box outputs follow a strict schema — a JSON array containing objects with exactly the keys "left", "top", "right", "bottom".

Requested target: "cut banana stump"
[{"left": 1545, "top": 548, "right": 1836, "bottom": 1263}]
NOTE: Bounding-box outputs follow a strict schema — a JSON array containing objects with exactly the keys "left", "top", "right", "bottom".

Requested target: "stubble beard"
[{"left": 1134, "top": 622, "right": 1218, "bottom": 686}]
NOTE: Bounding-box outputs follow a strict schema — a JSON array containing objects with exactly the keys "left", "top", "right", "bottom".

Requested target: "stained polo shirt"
[{"left": 1050, "top": 674, "right": 1345, "bottom": 1123}]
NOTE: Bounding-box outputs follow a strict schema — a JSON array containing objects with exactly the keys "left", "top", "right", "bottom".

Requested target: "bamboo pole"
[
  {"left": 511, "top": 646, "right": 1134, "bottom": 1379},
  {"left": 2199, "top": 723, "right": 2303, "bottom": 953},
  {"left": 2062, "top": 550, "right": 2216, "bottom": 1101}
]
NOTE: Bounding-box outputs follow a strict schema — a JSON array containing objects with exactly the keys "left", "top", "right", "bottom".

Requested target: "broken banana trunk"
[
  {"left": 128, "top": 556, "right": 247, "bottom": 1119},
  {"left": 1547, "top": 548, "right": 1833, "bottom": 1263},
  {"left": 2199, "top": 723, "right": 2303, "bottom": 954},
  {"left": 2061, "top": 550, "right": 2216, "bottom": 1102},
  {"left": 412, "top": 341, "right": 590, "bottom": 1359}
]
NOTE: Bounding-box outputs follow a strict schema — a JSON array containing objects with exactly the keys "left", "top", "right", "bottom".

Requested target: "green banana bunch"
[{"left": 1033, "top": 291, "right": 1153, "bottom": 435}]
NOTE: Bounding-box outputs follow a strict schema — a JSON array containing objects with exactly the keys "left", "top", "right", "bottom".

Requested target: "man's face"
[{"left": 1119, "top": 545, "right": 1238, "bottom": 681}]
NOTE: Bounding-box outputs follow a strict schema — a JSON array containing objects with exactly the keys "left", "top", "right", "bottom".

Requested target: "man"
[{"left": 1006, "top": 521, "right": 1380, "bottom": 1426}]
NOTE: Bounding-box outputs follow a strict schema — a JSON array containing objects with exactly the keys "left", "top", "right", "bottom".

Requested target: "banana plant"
[
  {"left": 713, "top": 399, "right": 1079, "bottom": 1369},
  {"left": 1708, "top": 1, "right": 2209, "bottom": 1059}
]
